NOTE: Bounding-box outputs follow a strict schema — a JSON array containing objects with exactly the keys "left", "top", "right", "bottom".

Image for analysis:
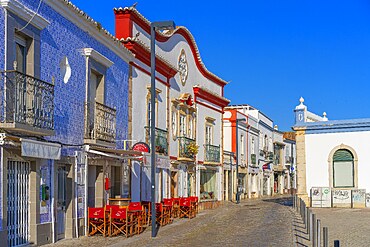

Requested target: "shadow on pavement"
[{"left": 262, "top": 196, "right": 293, "bottom": 207}]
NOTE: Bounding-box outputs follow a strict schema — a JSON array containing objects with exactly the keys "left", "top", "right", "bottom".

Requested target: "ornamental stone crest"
[{"left": 178, "top": 49, "right": 188, "bottom": 86}]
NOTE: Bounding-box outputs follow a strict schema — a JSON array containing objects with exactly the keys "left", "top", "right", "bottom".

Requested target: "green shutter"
[{"left": 333, "top": 149, "right": 353, "bottom": 162}]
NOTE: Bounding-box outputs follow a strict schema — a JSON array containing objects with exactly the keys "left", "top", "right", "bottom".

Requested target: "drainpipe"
[
  {"left": 84, "top": 146, "right": 89, "bottom": 236},
  {"left": 51, "top": 161, "right": 55, "bottom": 243},
  {"left": 74, "top": 153, "right": 79, "bottom": 238}
]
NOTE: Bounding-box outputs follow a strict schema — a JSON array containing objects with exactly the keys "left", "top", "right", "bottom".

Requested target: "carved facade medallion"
[{"left": 178, "top": 49, "right": 188, "bottom": 86}]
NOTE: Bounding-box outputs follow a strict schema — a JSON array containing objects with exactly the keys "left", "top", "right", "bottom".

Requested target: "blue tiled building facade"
[{"left": 0, "top": 0, "right": 132, "bottom": 245}]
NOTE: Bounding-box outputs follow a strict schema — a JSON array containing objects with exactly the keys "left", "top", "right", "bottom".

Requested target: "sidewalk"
[{"left": 45, "top": 196, "right": 295, "bottom": 247}]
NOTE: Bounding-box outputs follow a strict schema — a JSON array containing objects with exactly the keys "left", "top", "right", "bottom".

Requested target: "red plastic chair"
[
  {"left": 87, "top": 207, "right": 107, "bottom": 236},
  {"left": 109, "top": 207, "right": 129, "bottom": 237}
]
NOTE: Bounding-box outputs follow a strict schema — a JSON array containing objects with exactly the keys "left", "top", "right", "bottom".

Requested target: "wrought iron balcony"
[
  {"left": 204, "top": 144, "right": 220, "bottom": 163},
  {"left": 0, "top": 71, "right": 54, "bottom": 135},
  {"left": 178, "top": 136, "right": 196, "bottom": 160},
  {"left": 145, "top": 126, "right": 168, "bottom": 155},
  {"left": 85, "top": 101, "right": 116, "bottom": 144}
]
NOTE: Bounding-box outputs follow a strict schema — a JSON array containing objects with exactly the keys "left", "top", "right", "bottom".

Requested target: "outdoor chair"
[
  {"left": 189, "top": 196, "right": 199, "bottom": 214},
  {"left": 172, "top": 197, "right": 180, "bottom": 218},
  {"left": 141, "top": 201, "right": 151, "bottom": 226},
  {"left": 128, "top": 202, "right": 144, "bottom": 235},
  {"left": 109, "top": 207, "right": 129, "bottom": 237},
  {"left": 163, "top": 198, "right": 174, "bottom": 224},
  {"left": 87, "top": 207, "right": 107, "bottom": 236},
  {"left": 179, "top": 197, "right": 195, "bottom": 219},
  {"left": 156, "top": 202, "right": 169, "bottom": 226}
]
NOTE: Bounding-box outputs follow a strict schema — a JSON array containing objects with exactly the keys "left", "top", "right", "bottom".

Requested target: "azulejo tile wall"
[
  {"left": 0, "top": 8, "right": 5, "bottom": 122},
  {"left": 16, "top": 2, "right": 131, "bottom": 153}
]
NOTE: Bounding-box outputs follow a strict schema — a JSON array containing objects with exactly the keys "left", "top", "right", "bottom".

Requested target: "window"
[
  {"left": 200, "top": 169, "right": 217, "bottom": 200},
  {"left": 251, "top": 137, "right": 255, "bottom": 154},
  {"left": 240, "top": 135, "right": 244, "bottom": 156},
  {"left": 333, "top": 149, "right": 354, "bottom": 188},
  {"left": 188, "top": 115, "right": 194, "bottom": 139},
  {"left": 171, "top": 106, "right": 177, "bottom": 140},
  {"left": 205, "top": 124, "right": 212, "bottom": 144},
  {"left": 146, "top": 88, "right": 161, "bottom": 129},
  {"left": 15, "top": 35, "right": 27, "bottom": 73},
  {"left": 179, "top": 114, "right": 187, "bottom": 137},
  {"left": 205, "top": 117, "right": 215, "bottom": 145},
  {"left": 259, "top": 134, "right": 263, "bottom": 150}
]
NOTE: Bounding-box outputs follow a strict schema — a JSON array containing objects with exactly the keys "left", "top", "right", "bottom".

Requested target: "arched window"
[{"left": 333, "top": 149, "right": 354, "bottom": 188}]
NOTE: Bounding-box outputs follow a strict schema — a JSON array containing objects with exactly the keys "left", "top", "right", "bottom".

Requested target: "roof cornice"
[
  {"left": 114, "top": 7, "right": 228, "bottom": 87},
  {"left": 44, "top": 0, "right": 134, "bottom": 63}
]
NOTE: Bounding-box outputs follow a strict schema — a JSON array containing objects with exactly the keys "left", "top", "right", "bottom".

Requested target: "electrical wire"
[{"left": 17, "top": 0, "right": 44, "bottom": 33}]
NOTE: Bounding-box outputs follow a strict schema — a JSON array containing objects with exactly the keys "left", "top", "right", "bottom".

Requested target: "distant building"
[
  {"left": 293, "top": 97, "right": 370, "bottom": 203},
  {"left": 223, "top": 105, "right": 295, "bottom": 200}
]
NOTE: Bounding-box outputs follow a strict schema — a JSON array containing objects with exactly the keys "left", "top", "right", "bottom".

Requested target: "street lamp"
[
  {"left": 235, "top": 118, "right": 246, "bottom": 204},
  {"left": 150, "top": 20, "right": 175, "bottom": 238}
]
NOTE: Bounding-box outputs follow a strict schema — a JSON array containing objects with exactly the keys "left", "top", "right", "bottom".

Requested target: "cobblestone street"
[{"left": 46, "top": 196, "right": 294, "bottom": 247}]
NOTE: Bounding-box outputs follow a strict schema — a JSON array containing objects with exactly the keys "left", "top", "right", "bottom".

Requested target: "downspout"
[
  {"left": 51, "top": 161, "right": 55, "bottom": 243},
  {"left": 74, "top": 154, "right": 79, "bottom": 238},
  {"left": 84, "top": 148, "right": 88, "bottom": 236}
]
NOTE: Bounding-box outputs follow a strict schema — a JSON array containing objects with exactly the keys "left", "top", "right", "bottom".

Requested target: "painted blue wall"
[
  {"left": 0, "top": 7, "right": 5, "bottom": 122},
  {"left": 14, "top": 1, "right": 129, "bottom": 154}
]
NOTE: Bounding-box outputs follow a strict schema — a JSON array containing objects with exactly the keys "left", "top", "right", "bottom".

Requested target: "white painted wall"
[{"left": 305, "top": 131, "right": 370, "bottom": 195}]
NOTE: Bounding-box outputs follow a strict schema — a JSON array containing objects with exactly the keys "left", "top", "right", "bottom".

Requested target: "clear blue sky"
[{"left": 72, "top": 0, "right": 370, "bottom": 131}]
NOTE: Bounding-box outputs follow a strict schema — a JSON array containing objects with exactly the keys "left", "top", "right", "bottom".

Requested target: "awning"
[
  {"left": 21, "top": 138, "right": 61, "bottom": 160},
  {"left": 142, "top": 154, "right": 171, "bottom": 169},
  {"left": 86, "top": 145, "right": 143, "bottom": 160}
]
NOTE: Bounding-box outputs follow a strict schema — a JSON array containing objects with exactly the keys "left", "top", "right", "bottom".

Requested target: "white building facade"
[
  {"left": 293, "top": 98, "right": 370, "bottom": 204},
  {"left": 114, "top": 7, "right": 230, "bottom": 205}
]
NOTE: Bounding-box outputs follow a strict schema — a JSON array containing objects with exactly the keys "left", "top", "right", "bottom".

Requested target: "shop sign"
[
  {"left": 248, "top": 165, "right": 259, "bottom": 174},
  {"left": 132, "top": 142, "right": 150, "bottom": 153},
  {"left": 262, "top": 163, "right": 272, "bottom": 171}
]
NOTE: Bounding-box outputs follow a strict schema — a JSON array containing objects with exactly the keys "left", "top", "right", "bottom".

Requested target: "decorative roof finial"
[
  {"left": 323, "top": 112, "right": 328, "bottom": 121},
  {"left": 295, "top": 96, "right": 306, "bottom": 110}
]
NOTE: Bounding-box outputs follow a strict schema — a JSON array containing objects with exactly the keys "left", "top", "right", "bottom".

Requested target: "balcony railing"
[
  {"left": 178, "top": 136, "right": 196, "bottom": 159},
  {"left": 145, "top": 126, "right": 168, "bottom": 155},
  {"left": 204, "top": 144, "right": 220, "bottom": 163},
  {"left": 85, "top": 101, "right": 116, "bottom": 143},
  {"left": 0, "top": 70, "right": 54, "bottom": 133},
  {"left": 251, "top": 154, "right": 257, "bottom": 165}
]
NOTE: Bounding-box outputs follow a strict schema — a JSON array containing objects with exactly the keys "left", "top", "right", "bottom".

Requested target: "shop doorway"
[
  {"left": 7, "top": 161, "right": 30, "bottom": 247},
  {"left": 57, "top": 166, "right": 67, "bottom": 240},
  {"left": 170, "top": 171, "right": 178, "bottom": 198}
]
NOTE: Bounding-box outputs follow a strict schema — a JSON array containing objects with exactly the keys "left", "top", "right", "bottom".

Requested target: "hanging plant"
[{"left": 188, "top": 142, "right": 199, "bottom": 157}]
